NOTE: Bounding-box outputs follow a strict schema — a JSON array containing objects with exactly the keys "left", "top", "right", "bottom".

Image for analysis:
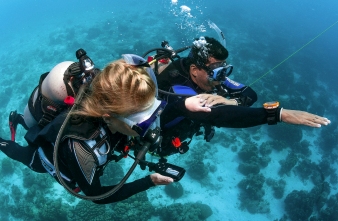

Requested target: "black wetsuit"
[
  {"left": 0, "top": 113, "right": 154, "bottom": 204},
  {"left": 161, "top": 101, "right": 271, "bottom": 128}
]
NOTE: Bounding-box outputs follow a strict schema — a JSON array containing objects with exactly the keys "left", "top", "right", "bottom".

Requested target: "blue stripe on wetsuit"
[
  {"left": 222, "top": 78, "right": 244, "bottom": 89},
  {"left": 164, "top": 85, "right": 197, "bottom": 128}
]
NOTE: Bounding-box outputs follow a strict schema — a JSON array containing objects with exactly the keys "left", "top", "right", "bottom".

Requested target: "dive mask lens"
[
  {"left": 211, "top": 65, "right": 233, "bottom": 81},
  {"left": 207, "top": 62, "right": 233, "bottom": 81}
]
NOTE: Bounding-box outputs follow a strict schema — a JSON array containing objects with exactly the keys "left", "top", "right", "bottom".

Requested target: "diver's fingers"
[
  {"left": 205, "top": 100, "right": 217, "bottom": 107},
  {"left": 150, "top": 173, "right": 174, "bottom": 185},
  {"left": 199, "top": 94, "right": 211, "bottom": 102},
  {"left": 206, "top": 97, "right": 235, "bottom": 107},
  {"left": 206, "top": 97, "right": 225, "bottom": 107},
  {"left": 304, "top": 120, "right": 323, "bottom": 128},
  {"left": 185, "top": 96, "right": 210, "bottom": 112},
  {"left": 282, "top": 109, "right": 331, "bottom": 127},
  {"left": 305, "top": 115, "right": 331, "bottom": 127},
  {"left": 198, "top": 106, "right": 211, "bottom": 112}
]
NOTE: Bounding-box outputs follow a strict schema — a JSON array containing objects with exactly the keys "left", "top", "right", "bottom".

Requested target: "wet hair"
[
  {"left": 74, "top": 60, "right": 156, "bottom": 118},
  {"left": 187, "top": 36, "right": 229, "bottom": 69}
]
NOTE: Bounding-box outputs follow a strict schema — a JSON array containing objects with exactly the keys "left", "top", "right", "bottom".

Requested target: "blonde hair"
[{"left": 74, "top": 60, "right": 156, "bottom": 118}]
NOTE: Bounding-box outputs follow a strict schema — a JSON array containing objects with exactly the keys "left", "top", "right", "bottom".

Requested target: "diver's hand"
[
  {"left": 198, "top": 94, "right": 237, "bottom": 107},
  {"left": 150, "top": 173, "right": 174, "bottom": 185},
  {"left": 281, "top": 109, "right": 331, "bottom": 127},
  {"left": 185, "top": 95, "right": 212, "bottom": 112}
]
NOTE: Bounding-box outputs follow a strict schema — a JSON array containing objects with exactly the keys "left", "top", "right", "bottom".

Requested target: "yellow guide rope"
[{"left": 249, "top": 19, "right": 338, "bottom": 86}]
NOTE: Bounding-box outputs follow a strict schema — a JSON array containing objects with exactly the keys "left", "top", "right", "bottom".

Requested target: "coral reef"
[
  {"left": 259, "top": 156, "right": 271, "bottom": 168},
  {"left": 0, "top": 158, "right": 15, "bottom": 175},
  {"left": 267, "top": 124, "right": 302, "bottom": 146},
  {"left": 74, "top": 200, "right": 111, "bottom": 220},
  {"left": 310, "top": 181, "right": 330, "bottom": 210},
  {"left": 259, "top": 141, "right": 273, "bottom": 155},
  {"left": 291, "top": 140, "right": 312, "bottom": 157},
  {"left": 294, "top": 158, "right": 317, "bottom": 181},
  {"left": 284, "top": 182, "right": 332, "bottom": 221},
  {"left": 110, "top": 191, "right": 155, "bottom": 221},
  {"left": 237, "top": 173, "right": 269, "bottom": 213},
  {"left": 266, "top": 178, "right": 286, "bottom": 199},
  {"left": 238, "top": 144, "right": 259, "bottom": 162},
  {"left": 187, "top": 161, "right": 209, "bottom": 180},
  {"left": 156, "top": 202, "right": 212, "bottom": 221},
  {"left": 185, "top": 140, "right": 214, "bottom": 181},
  {"left": 238, "top": 162, "right": 260, "bottom": 175},
  {"left": 278, "top": 152, "right": 298, "bottom": 176},
  {"left": 284, "top": 190, "right": 314, "bottom": 221},
  {"left": 164, "top": 182, "right": 184, "bottom": 199},
  {"left": 319, "top": 193, "right": 338, "bottom": 221},
  {"left": 317, "top": 121, "right": 338, "bottom": 154},
  {"left": 237, "top": 143, "right": 271, "bottom": 176}
]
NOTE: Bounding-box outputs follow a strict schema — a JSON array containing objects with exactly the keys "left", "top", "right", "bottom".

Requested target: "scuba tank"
[{"left": 23, "top": 49, "right": 98, "bottom": 129}]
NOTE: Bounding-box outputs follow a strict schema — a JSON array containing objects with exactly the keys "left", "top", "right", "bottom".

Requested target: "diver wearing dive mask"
[{"left": 153, "top": 36, "right": 258, "bottom": 155}]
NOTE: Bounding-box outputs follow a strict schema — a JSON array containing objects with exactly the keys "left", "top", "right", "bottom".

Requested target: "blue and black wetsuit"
[
  {"left": 156, "top": 58, "right": 257, "bottom": 106},
  {"left": 154, "top": 58, "right": 261, "bottom": 156}
]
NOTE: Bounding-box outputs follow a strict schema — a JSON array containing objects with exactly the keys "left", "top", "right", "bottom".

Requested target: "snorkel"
[{"left": 208, "top": 20, "right": 226, "bottom": 48}]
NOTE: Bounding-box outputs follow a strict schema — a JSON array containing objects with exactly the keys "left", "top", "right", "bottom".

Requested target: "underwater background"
[{"left": 0, "top": 0, "right": 338, "bottom": 220}]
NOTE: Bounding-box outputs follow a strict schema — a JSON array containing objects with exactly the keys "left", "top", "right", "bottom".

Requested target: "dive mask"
[{"left": 206, "top": 61, "right": 233, "bottom": 82}]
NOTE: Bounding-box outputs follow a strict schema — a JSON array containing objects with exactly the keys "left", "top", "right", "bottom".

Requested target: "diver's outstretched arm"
[{"left": 182, "top": 95, "right": 331, "bottom": 128}]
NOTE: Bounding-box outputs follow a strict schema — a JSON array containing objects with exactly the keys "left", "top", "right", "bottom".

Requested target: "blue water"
[{"left": 1, "top": 0, "right": 338, "bottom": 220}]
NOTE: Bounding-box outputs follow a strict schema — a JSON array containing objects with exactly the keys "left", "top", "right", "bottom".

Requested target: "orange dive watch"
[{"left": 263, "top": 101, "right": 280, "bottom": 125}]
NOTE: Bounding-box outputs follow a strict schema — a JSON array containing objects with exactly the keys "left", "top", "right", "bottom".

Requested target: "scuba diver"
[
  {"left": 1, "top": 51, "right": 198, "bottom": 203},
  {"left": 143, "top": 36, "right": 331, "bottom": 157},
  {"left": 146, "top": 36, "right": 257, "bottom": 156},
  {"left": 155, "top": 36, "right": 257, "bottom": 106}
]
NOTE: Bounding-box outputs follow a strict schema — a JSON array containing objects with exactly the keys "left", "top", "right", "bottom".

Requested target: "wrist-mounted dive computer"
[{"left": 263, "top": 101, "right": 280, "bottom": 125}]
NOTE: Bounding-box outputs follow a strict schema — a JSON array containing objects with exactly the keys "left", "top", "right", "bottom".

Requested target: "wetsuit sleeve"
[
  {"left": 221, "top": 78, "right": 258, "bottom": 106},
  {"left": 161, "top": 100, "right": 269, "bottom": 128},
  {"left": 61, "top": 140, "right": 155, "bottom": 204}
]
